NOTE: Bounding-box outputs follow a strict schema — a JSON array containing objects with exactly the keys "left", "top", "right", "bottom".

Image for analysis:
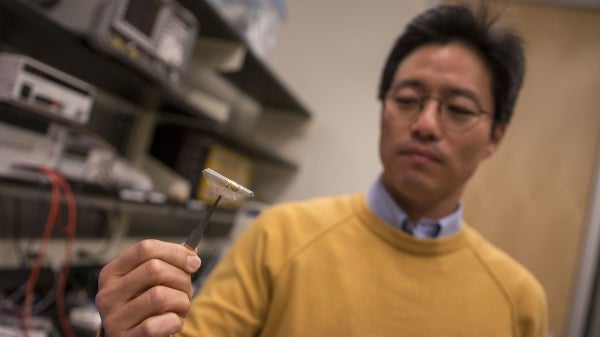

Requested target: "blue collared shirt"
[{"left": 366, "top": 176, "right": 462, "bottom": 239}]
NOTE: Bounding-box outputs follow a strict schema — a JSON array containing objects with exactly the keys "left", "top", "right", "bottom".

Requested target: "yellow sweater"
[{"left": 178, "top": 194, "right": 548, "bottom": 337}]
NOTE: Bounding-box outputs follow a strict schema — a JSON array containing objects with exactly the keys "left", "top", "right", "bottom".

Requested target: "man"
[{"left": 96, "top": 3, "right": 548, "bottom": 337}]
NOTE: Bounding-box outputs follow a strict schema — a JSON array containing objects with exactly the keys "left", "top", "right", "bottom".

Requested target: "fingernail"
[{"left": 187, "top": 255, "right": 201, "bottom": 271}]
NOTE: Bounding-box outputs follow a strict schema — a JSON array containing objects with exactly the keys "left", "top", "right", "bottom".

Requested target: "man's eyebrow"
[
  {"left": 391, "top": 79, "right": 425, "bottom": 90},
  {"left": 391, "top": 80, "right": 485, "bottom": 104},
  {"left": 390, "top": 79, "right": 427, "bottom": 91}
]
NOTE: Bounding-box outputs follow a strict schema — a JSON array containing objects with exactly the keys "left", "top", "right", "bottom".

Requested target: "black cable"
[
  {"left": 75, "top": 208, "right": 121, "bottom": 265},
  {"left": 2, "top": 259, "right": 58, "bottom": 316}
]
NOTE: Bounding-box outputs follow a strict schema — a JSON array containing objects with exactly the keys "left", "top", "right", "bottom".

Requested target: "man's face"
[{"left": 379, "top": 43, "right": 506, "bottom": 216}]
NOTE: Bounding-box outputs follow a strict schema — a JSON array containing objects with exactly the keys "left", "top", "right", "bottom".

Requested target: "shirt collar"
[{"left": 366, "top": 175, "right": 462, "bottom": 239}]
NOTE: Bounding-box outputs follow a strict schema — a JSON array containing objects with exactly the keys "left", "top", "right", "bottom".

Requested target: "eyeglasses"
[{"left": 384, "top": 87, "right": 492, "bottom": 132}]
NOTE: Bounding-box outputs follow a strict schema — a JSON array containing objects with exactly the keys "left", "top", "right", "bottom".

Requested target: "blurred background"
[{"left": 0, "top": 0, "right": 598, "bottom": 336}]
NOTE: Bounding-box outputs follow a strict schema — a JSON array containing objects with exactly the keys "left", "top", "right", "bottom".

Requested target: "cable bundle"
[{"left": 21, "top": 167, "right": 77, "bottom": 337}]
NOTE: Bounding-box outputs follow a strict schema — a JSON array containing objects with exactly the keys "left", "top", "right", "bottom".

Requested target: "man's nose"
[{"left": 410, "top": 99, "right": 443, "bottom": 139}]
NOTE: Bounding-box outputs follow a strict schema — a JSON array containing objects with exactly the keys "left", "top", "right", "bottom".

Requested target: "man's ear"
[{"left": 483, "top": 122, "right": 507, "bottom": 159}]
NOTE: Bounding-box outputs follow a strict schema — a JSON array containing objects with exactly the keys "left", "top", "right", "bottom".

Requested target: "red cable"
[
  {"left": 22, "top": 170, "right": 60, "bottom": 336},
  {"left": 22, "top": 168, "right": 79, "bottom": 337},
  {"left": 45, "top": 169, "right": 78, "bottom": 337}
]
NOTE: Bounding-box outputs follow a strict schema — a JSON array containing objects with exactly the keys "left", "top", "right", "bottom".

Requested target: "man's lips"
[{"left": 397, "top": 143, "right": 444, "bottom": 163}]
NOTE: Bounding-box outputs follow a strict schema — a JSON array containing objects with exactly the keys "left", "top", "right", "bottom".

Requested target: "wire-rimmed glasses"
[{"left": 384, "top": 86, "right": 491, "bottom": 131}]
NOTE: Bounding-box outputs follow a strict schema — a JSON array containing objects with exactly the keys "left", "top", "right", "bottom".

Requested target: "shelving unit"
[
  {"left": 0, "top": 0, "right": 310, "bottom": 253},
  {"left": 0, "top": 0, "right": 310, "bottom": 168},
  {"left": 0, "top": 3, "right": 308, "bottom": 334},
  {"left": 0, "top": 1, "right": 309, "bottom": 181},
  {"left": 178, "top": 0, "right": 311, "bottom": 115}
]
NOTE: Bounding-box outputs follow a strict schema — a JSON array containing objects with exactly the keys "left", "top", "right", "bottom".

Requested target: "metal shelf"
[
  {"left": 0, "top": 1, "right": 305, "bottom": 172},
  {"left": 0, "top": 0, "right": 311, "bottom": 117},
  {"left": 157, "top": 112, "right": 298, "bottom": 170},
  {"left": 178, "top": 0, "right": 311, "bottom": 117},
  {"left": 0, "top": 176, "right": 236, "bottom": 224}
]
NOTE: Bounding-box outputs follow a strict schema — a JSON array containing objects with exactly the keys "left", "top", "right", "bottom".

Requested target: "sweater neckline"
[{"left": 352, "top": 194, "right": 470, "bottom": 255}]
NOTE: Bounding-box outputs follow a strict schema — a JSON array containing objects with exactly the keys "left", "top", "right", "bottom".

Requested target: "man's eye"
[
  {"left": 395, "top": 97, "right": 420, "bottom": 106},
  {"left": 446, "top": 104, "right": 477, "bottom": 116}
]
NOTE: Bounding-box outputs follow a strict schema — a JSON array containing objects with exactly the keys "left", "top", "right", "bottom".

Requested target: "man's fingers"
[
  {"left": 96, "top": 258, "right": 195, "bottom": 317},
  {"left": 128, "top": 313, "right": 185, "bottom": 337},
  {"left": 99, "top": 240, "right": 200, "bottom": 285},
  {"left": 95, "top": 239, "right": 201, "bottom": 337},
  {"left": 125, "top": 258, "right": 196, "bottom": 300},
  {"left": 103, "top": 312, "right": 185, "bottom": 337},
  {"left": 102, "top": 285, "right": 191, "bottom": 335}
]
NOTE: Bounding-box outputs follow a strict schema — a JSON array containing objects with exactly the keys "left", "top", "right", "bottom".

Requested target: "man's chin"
[{"left": 389, "top": 175, "right": 438, "bottom": 197}]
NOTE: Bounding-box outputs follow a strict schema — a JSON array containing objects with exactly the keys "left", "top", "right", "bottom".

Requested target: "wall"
[
  {"left": 265, "top": 0, "right": 430, "bottom": 201},
  {"left": 460, "top": 2, "right": 600, "bottom": 336},
  {"left": 267, "top": 1, "right": 600, "bottom": 336}
]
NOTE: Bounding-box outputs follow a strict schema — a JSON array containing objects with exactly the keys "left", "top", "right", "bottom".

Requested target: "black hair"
[{"left": 378, "top": 3, "right": 525, "bottom": 129}]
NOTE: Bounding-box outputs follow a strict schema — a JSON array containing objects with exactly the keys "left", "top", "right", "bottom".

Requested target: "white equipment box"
[
  {"left": 0, "top": 52, "right": 95, "bottom": 124},
  {"left": 0, "top": 116, "right": 68, "bottom": 177}
]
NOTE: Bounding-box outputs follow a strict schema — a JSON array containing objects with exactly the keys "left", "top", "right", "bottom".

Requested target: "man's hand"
[{"left": 95, "top": 240, "right": 202, "bottom": 337}]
